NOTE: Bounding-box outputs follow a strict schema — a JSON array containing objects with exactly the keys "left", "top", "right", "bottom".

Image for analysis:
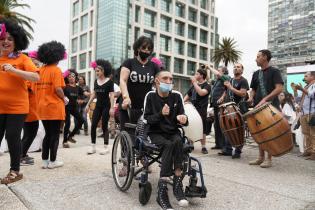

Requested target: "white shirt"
[{"left": 282, "top": 103, "right": 296, "bottom": 125}]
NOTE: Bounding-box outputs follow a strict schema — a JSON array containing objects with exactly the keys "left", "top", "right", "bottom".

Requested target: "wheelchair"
[{"left": 111, "top": 116, "right": 207, "bottom": 205}]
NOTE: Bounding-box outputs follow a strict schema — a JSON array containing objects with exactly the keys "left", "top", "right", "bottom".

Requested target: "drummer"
[
  {"left": 184, "top": 67, "right": 211, "bottom": 154},
  {"left": 222, "top": 63, "right": 249, "bottom": 159},
  {"left": 248, "top": 49, "right": 283, "bottom": 168}
]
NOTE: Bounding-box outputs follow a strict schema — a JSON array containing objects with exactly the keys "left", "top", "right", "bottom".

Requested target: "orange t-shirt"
[
  {"left": 25, "top": 81, "right": 39, "bottom": 122},
  {"left": 37, "top": 65, "right": 65, "bottom": 120},
  {"left": 0, "top": 54, "right": 38, "bottom": 114}
]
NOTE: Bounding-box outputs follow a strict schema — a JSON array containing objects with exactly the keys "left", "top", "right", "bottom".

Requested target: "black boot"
[
  {"left": 173, "top": 176, "right": 189, "bottom": 207},
  {"left": 157, "top": 179, "right": 173, "bottom": 210}
]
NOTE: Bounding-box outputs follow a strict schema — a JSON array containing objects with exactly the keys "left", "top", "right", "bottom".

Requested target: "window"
[
  {"left": 175, "top": 2, "right": 185, "bottom": 18},
  {"left": 199, "top": 47, "right": 208, "bottom": 61},
  {"left": 175, "top": 21, "right": 185, "bottom": 36},
  {"left": 200, "top": 12, "right": 208, "bottom": 27},
  {"left": 174, "top": 58, "right": 184, "bottom": 74},
  {"left": 200, "top": 0, "right": 208, "bottom": 10},
  {"left": 160, "top": 15, "right": 171, "bottom": 32},
  {"left": 187, "top": 43, "right": 196, "bottom": 58},
  {"left": 73, "top": 1, "right": 79, "bottom": 17},
  {"left": 80, "top": 33, "right": 87, "bottom": 50},
  {"left": 90, "top": 11, "right": 94, "bottom": 27},
  {"left": 79, "top": 53, "right": 87, "bottom": 70},
  {"left": 188, "top": 25, "right": 197, "bottom": 40},
  {"left": 211, "top": 16, "right": 214, "bottom": 29},
  {"left": 71, "top": 56, "right": 77, "bottom": 69},
  {"left": 88, "top": 51, "right": 92, "bottom": 65},
  {"left": 81, "top": 14, "right": 88, "bottom": 31},
  {"left": 200, "top": 29, "right": 208, "bottom": 44},
  {"left": 134, "top": 27, "right": 140, "bottom": 41},
  {"left": 144, "top": 30, "right": 157, "bottom": 47},
  {"left": 82, "top": 0, "right": 89, "bottom": 12},
  {"left": 90, "top": 0, "right": 93, "bottom": 6},
  {"left": 144, "top": 10, "right": 156, "bottom": 28},
  {"left": 135, "top": 6, "right": 141, "bottom": 23},
  {"left": 174, "top": 39, "right": 184, "bottom": 55},
  {"left": 161, "top": 0, "right": 172, "bottom": 13},
  {"left": 211, "top": 32, "right": 214, "bottom": 46},
  {"left": 89, "top": 31, "right": 93, "bottom": 47},
  {"left": 71, "top": 38, "right": 78, "bottom": 53},
  {"left": 188, "top": 8, "right": 197, "bottom": 22},
  {"left": 72, "top": 19, "right": 79, "bottom": 35},
  {"left": 160, "top": 35, "right": 171, "bottom": 52},
  {"left": 187, "top": 61, "right": 196, "bottom": 75},
  {"left": 189, "top": 0, "right": 196, "bottom": 5},
  {"left": 160, "top": 55, "right": 171, "bottom": 70},
  {"left": 145, "top": 0, "right": 155, "bottom": 7}
]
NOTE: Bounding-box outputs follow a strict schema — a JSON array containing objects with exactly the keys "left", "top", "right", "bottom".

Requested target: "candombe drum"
[
  {"left": 219, "top": 102, "right": 245, "bottom": 147},
  {"left": 243, "top": 103, "right": 293, "bottom": 157},
  {"left": 183, "top": 103, "right": 203, "bottom": 142}
]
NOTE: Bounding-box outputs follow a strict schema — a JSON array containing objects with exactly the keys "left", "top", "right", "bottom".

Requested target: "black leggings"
[
  {"left": 64, "top": 106, "right": 84, "bottom": 143},
  {"left": 0, "top": 114, "right": 26, "bottom": 172},
  {"left": 42, "top": 120, "right": 61, "bottom": 162},
  {"left": 21, "top": 121, "right": 39, "bottom": 157},
  {"left": 91, "top": 106, "right": 110, "bottom": 145}
]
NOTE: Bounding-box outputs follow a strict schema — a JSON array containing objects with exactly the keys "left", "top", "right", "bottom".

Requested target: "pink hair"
[
  {"left": 63, "top": 52, "right": 68, "bottom": 60},
  {"left": 62, "top": 69, "right": 70, "bottom": 78},
  {"left": 28, "top": 51, "right": 38, "bottom": 59},
  {"left": 151, "top": 57, "right": 163, "bottom": 68},
  {"left": 90, "top": 61, "right": 97, "bottom": 69},
  {"left": 0, "top": 24, "right": 7, "bottom": 39}
]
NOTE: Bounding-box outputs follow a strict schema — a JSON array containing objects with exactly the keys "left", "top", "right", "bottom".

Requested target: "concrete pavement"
[{"left": 0, "top": 133, "right": 314, "bottom": 210}]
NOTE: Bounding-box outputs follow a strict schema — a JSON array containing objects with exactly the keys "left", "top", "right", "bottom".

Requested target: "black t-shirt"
[
  {"left": 228, "top": 76, "right": 249, "bottom": 104},
  {"left": 122, "top": 58, "right": 160, "bottom": 109},
  {"left": 211, "top": 79, "right": 226, "bottom": 107},
  {"left": 64, "top": 85, "right": 83, "bottom": 107},
  {"left": 94, "top": 79, "right": 114, "bottom": 108},
  {"left": 186, "top": 82, "right": 211, "bottom": 113},
  {"left": 250, "top": 66, "right": 283, "bottom": 108}
]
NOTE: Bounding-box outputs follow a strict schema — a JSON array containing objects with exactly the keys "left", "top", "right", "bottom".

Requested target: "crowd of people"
[{"left": 0, "top": 18, "right": 314, "bottom": 210}]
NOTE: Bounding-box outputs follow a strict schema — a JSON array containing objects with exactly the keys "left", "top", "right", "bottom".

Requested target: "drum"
[
  {"left": 183, "top": 103, "right": 203, "bottom": 142},
  {"left": 243, "top": 103, "right": 293, "bottom": 157},
  {"left": 219, "top": 102, "right": 245, "bottom": 147}
]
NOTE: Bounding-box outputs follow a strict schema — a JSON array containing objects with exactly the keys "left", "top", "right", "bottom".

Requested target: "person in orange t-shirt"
[
  {"left": 0, "top": 19, "right": 39, "bottom": 185},
  {"left": 37, "top": 41, "right": 67, "bottom": 169},
  {"left": 20, "top": 52, "right": 42, "bottom": 166}
]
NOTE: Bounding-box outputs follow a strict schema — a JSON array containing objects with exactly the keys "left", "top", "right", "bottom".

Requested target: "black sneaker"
[
  {"left": 201, "top": 148, "right": 208, "bottom": 154},
  {"left": 157, "top": 179, "right": 173, "bottom": 210},
  {"left": 20, "top": 157, "right": 34, "bottom": 166},
  {"left": 232, "top": 153, "right": 241, "bottom": 159},
  {"left": 173, "top": 176, "right": 189, "bottom": 207}
]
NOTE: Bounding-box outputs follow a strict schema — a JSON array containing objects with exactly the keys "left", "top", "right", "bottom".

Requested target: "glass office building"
[
  {"left": 69, "top": 0, "right": 219, "bottom": 93},
  {"left": 268, "top": 0, "right": 315, "bottom": 81}
]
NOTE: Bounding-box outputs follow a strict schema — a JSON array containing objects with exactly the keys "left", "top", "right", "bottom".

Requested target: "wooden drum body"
[
  {"left": 243, "top": 103, "right": 293, "bottom": 157},
  {"left": 219, "top": 102, "right": 245, "bottom": 147}
]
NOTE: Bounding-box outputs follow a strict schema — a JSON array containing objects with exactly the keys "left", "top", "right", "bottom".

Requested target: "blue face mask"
[{"left": 159, "top": 82, "right": 173, "bottom": 93}]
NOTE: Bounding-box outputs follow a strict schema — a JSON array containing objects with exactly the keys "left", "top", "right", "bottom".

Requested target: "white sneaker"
[
  {"left": 178, "top": 199, "right": 189, "bottom": 207},
  {"left": 99, "top": 145, "right": 110, "bottom": 155},
  {"left": 42, "top": 160, "right": 49, "bottom": 169},
  {"left": 87, "top": 144, "right": 96, "bottom": 155},
  {"left": 48, "top": 160, "right": 64, "bottom": 169}
]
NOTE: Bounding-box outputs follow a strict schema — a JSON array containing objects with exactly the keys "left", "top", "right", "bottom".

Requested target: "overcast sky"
[{"left": 21, "top": 0, "right": 268, "bottom": 81}]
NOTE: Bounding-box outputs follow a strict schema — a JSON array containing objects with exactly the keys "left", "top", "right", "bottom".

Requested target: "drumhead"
[
  {"left": 219, "top": 102, "right": 236, "bottom": 108},
  {"left": 243, "top": 102, "right": 271, "bottom": 118}
]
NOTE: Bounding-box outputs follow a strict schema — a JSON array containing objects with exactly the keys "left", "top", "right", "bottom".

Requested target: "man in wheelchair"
[{"left": 143, "top": 71, "right": 189, "bottom": 210}]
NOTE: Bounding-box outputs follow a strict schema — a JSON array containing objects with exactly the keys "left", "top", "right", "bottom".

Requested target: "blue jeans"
[{"left": 223, "top": 136, "right": 243, "bottom": 155}]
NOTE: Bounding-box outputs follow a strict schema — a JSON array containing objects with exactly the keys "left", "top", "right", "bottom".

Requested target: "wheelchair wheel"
[
  {"left": 139, "top": 181, "right": 152, "bottom": 205},
  {"left": 112, "top": 131, "right": 135, "bottom": 192}
]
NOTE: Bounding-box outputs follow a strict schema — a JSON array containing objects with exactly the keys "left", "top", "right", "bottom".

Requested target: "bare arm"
[
  {"left": 120, "top": 67, "right": 130, "bottom": 99},
  {"left": 2, "top": 64, "right": 39, "bottom": 82},
  {"left": 86, "top": 92, "right": 96, "bottom": 108},
  {"left": 192, "top": 82, "right": 209, "bottom": 96},
  {"left": 183, "top": 95, "right": 190, "bottom": 102},
  {"left": 208, "top": 66, "right": 223, "bottom": 78},
  {"left": 263, "top": 84, "right": 283, "bottom": 102},
  {"left": 55, "top": 87, "right": 65, "bottom": 100}
]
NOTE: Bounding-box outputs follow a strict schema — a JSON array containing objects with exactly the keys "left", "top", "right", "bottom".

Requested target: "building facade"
[
  {"left": 268, "top": 0, "right": 315, "bottom": 81},
  {"left": 69, "top": 0, "right": 219, "bottom": 93}
]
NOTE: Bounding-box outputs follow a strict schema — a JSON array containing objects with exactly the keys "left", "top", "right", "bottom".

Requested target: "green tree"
[
  {"left": 212, "top": 37, "right": 242, "bottom": 67},
  {"left": 0, "top": 0, "right": 35, "bottom": 40}
]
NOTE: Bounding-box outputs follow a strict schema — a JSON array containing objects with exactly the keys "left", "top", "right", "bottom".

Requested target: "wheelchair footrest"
[{"left": 185, "top": 186, "right": 207, "bottom": 198}]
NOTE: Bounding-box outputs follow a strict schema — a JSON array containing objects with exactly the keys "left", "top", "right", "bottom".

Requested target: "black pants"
[
  {"left": 21, "top": 121, "right": 39, "bottom": 157},
  {"left": 42, "top": 120, "right": 61, "bottom": 162},
  {"left": 91, "top": 106, "right": 110, "bottom": 145},
  {"left": 64, "top": 106, "right": 84, "bottom": 143},
  {"left": 149, "top": 133, "right": 183, "bottom": 177},
  {"left": 214, "top": 106, "right": 225, "bottom": 148},
  {"left": 0, "top": 114, "right": 26, "bottom": 172},
  {"left": 75, "top": 105, "right": 88, "bottom": 131}
]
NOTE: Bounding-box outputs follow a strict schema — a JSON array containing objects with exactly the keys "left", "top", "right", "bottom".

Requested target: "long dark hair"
[{"left": 281, "top": 92, "right": 296, "bottom": 111}]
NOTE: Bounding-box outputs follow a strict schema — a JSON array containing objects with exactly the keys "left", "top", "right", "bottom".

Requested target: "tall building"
[
  {"left": 268, "top": 0, "right": 315, "bottom": 80},
  {"left": 69, "top": 0, "right": 219, "bottom": 93}
]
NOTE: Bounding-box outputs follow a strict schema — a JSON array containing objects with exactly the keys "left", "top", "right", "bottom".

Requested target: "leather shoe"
[
  {"left": 211, "top": 146, "right": 222, "bottom": 150},
  {"left": 218, "top": 151, "right": 232, "bottom": 156},
  {"left": 305, "top": 154, "right": 315, "bottom": 160},
  {"left": 298, "top": 152, "right": 311, "bottom": 157}
]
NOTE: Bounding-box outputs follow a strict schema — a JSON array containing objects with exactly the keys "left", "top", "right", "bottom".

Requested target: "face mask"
[
  {"left": 139, "top": 51, "right": 151, "bottom": 61},
  {"left": 159, "top": 82, "right": 173, "bottom": 93}
]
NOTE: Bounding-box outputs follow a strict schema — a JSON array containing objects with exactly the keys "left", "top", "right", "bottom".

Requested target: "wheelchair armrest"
[{"left": 125, "top": 123, "right": 137, "bottom": 129}]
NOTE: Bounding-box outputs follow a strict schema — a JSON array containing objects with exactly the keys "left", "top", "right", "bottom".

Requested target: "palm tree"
[
  {"left": 0, "top": 0, "right": 35, "bottom": 40},
  {"left": 212, "top": 37, "right": 242, "bottom": 67}
]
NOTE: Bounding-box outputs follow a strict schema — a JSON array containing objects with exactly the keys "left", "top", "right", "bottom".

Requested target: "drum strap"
[
  {"left": 228, "top": 78, "right": 235, "bottom": 102},
  {"left": 258, "top": 70, "right": 267, "bottom": 97}
]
